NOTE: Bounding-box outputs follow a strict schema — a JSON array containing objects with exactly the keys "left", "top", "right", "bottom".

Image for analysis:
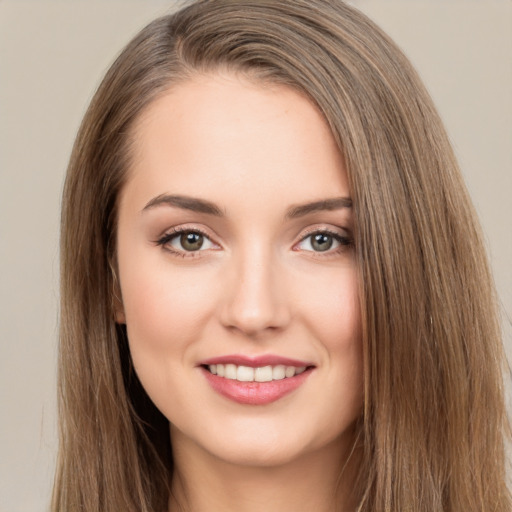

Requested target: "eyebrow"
[
  {"left": 285, "top": 197, "right": 352, "bottom": 219},
  {"left": 141, "top": 193, "right": 352, "bottom": 218},
  {"left": 142, "top": 194, "right": 224, "bottom": 216}
]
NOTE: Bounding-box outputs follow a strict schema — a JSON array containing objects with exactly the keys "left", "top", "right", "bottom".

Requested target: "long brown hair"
[{"left": 54, "top": 1, "right": 511, "bottom": 510}]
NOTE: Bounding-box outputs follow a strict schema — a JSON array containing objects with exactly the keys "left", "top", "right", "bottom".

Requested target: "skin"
[{"left": 115, "top": 73, "right": 363, "bottom": 512}]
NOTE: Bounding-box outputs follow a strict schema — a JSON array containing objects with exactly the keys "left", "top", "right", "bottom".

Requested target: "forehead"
[{"left": 123, "top": 73, "right": 349, "bottom": 212}]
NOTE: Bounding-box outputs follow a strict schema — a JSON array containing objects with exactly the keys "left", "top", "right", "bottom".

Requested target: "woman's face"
[{"left": 116, "top": 74, "right": 363, "bottom": 467}]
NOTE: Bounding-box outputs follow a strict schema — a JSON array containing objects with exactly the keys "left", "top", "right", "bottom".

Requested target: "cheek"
[
  {"left": 298, "top": 265, "right": 361, "bottom": 351},
  {"left": 118, "top": 261, "right": 218, "bottom": 416},
  {"left": 120, "top": 259, "right": 211, "bottom": 342},
  {"left": 117, "top": 255, "right": 219, "bottom": 388},
  {"left": 325, "top": 274, "right": 363, "bottom": 395},
  {"left": 298, "top": 266, "right": 363, "bottom": 409}
]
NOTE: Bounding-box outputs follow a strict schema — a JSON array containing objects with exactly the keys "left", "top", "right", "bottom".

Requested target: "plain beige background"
[{"left": 1, "top": 1, "right": 510, "bottom": 510}]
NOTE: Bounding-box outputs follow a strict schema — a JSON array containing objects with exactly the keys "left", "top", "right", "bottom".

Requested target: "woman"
[{"left": 53, "top": 1, "right": 511, "bottom": 511}]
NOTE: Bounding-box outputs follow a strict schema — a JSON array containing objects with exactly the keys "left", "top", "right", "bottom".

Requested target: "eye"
[
  {"left": 296, "top": 230, "right": 351, "bottom": 253},
  {"left": 156, "top": 229, "right": 217, "bottom": 253}
]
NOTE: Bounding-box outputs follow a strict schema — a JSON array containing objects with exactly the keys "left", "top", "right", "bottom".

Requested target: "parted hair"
[{"left": 53, "top": 1, "right": 511, "bottom": 511}]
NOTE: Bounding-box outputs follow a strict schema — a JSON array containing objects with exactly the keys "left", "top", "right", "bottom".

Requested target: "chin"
[
  {"left": 210, "top": 439, "right": 305, "bottom": 468},
  {"left": 181, "top": 416, "right": 352, "bottom": 469}
]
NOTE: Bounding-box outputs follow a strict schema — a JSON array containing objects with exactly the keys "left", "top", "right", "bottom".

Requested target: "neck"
[{"left": 168, "top": 426, "right": 361, "bottom": 512}]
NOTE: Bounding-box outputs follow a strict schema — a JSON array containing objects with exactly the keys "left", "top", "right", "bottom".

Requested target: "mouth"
[
  {"left": 199, "top": 356, "right": 315, "bottom": 405},
  {"left": 203, "top": 363, "right": 308, "bottom": 382}
]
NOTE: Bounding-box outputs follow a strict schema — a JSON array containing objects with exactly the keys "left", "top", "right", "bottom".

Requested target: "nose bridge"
[{"left": 220, "top": 238, "right": 289, "bottom": 336}]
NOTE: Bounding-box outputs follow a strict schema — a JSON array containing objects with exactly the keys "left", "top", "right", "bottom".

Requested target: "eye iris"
[
  {"left": 311, "top": 233, "right": 333, "bottom": 252},
  {"left": 180, "top": 232, "right": 203, "bottom": 251}
]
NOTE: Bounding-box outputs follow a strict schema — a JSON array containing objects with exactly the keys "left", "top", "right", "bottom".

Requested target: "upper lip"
[{"left": 199, "top": 354, "right": 314, "bottom": 368}]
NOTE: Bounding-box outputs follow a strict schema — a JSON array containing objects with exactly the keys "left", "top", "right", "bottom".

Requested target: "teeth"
[
  {"left": 207, "top": 363, "right": 308, "bottom": 382},
  {"left": 285, "top": 366, "right": 295, "bottom": 378},
  {"left": 255, "top": 366, "right": 273, "bottom": 382},
  {"left": 237, "top": 365, "right": 254, "bottom": 382},
  {"left": 225, "top": 364, "right": 237, "bottom": 380},
  {"left": 272, "top": 365, "right": 286, "bottom": 380}
]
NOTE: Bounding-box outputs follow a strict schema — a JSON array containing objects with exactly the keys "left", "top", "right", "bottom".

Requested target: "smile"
[
  {"left": 200, "top": 356, "right": 315, "bottom": 405},
  {"left": 207, "top": 364, "right": 307, "bottom": 382}
]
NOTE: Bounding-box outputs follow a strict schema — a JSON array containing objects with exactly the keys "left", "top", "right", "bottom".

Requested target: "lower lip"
[{"left": 201, "top": 367, "right": 313, "bottom": 405}]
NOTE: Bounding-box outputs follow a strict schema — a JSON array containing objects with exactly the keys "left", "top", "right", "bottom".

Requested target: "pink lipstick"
[{"left": 199, "top": 355, "right": 314, "bottom": 405}]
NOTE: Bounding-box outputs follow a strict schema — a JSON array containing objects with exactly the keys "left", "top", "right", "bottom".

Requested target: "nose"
[{"left": 219, "top": 245, "right": 291, "bottom": 337}]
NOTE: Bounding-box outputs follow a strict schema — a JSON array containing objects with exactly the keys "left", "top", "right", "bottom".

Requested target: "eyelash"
[
  {"left": 155, "top": 227, "right": 213, "bottom": 258},
  {"left": 155, "top": 227, "right": 353, "bottom": 258},
  {"left": 295, "top": 228, "right": 353, "bottom": 256}
]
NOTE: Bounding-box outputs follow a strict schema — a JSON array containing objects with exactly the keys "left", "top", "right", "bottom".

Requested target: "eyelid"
[
  {"left": 153, "top": 224, "right": 352, "bottom": 257},
  {"left": 154, "top": 225, "right": 222, "bottom": 256},
  {"left": 293, "top": 225, "right": 353, "bottom": 253}
]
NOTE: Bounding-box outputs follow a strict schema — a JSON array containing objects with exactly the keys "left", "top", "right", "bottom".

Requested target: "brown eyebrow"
[
  {"left": 142, "top": 194, "right": 224, "bottom": 216},
  {"left": 142, "top": 194, "right": 352, "bottom": 218},
  {"left": 285, "top": 197, "right": 352, "bottom": 219}
]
